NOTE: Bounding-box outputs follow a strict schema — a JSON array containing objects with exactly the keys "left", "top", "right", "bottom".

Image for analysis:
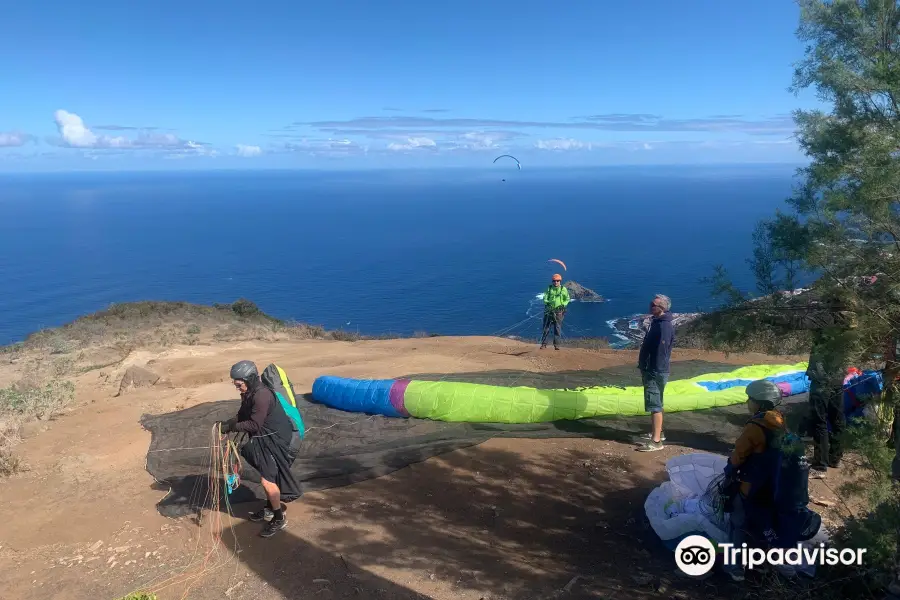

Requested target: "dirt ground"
[{"left": 0, "top": 336, "right": 851, "bottom": 600}]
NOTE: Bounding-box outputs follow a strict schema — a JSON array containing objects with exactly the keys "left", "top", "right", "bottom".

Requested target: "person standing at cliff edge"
[
  {"left": 540, "top": 274, "right": 570, "bottom": 350},
  {"left": 637, "top": 294, "right": 675, "bottom": 452}
]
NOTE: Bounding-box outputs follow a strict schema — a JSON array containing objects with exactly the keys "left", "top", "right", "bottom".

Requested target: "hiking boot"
[
  {"left": 639, "top": 432, "right": 666, "bottom": 442},
  {"left": 249, "top": 507, "right": 273, "bottom": 522},
  {"left": 637, "top": 440, "right": 664, "bottom": 452},
  {"left": 260, "top": 516, "right": 287, "bottom": 538}
]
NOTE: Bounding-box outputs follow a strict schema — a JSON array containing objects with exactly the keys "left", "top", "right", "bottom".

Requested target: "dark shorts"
[{"left": 642, "top": 370, "right": 668, "bottom": 413}]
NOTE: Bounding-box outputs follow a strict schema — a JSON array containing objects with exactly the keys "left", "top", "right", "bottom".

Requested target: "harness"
[{"left": 740, "top": 414, "right": 809, "bottom": 511}]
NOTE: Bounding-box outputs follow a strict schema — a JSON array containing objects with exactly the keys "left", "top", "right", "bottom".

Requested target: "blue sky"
[{"left": 0, "top": 1, "right": 819, "bottom": 171}]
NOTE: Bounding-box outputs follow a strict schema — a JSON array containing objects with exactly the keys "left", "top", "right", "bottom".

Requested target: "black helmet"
[
  {"left": 230, "top": 360, "right": 258, "bottom": 382},
  {"left": 746, "top": 379, "right": 782, "bottom": 409}
]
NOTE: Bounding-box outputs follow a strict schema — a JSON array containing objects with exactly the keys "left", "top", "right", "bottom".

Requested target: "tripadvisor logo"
[
  {"left": 675, "top": 535, "right": 717, "bottom": 576},
  {"left": 674, "top": 535, "right": 866, "bottom": 577}
]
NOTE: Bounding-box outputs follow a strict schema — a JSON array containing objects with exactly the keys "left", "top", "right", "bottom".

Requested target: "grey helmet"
[
  {"left": 229, "top": 360, "right": 258, "bottom": 382},
  {"left": 746, "top": 379, "right": 782, "bottom": 408}
]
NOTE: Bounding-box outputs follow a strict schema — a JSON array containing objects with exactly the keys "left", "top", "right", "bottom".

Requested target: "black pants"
[
  {"left": 240, "top": 430, "right": 303, "bottom": 502},
  {"left": 541, "top": 310, "right": 564, "bottom": 348},
  {"left": 808, "top": 380, "right": 845, "bottom": 469}
]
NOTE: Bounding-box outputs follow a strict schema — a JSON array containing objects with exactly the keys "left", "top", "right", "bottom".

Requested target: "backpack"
[
  {"left": 261, "top": 363, "right": 305, "bottom": 438},
  {"left": 752, "top": 422, "right": 809, "bottom": 512}
]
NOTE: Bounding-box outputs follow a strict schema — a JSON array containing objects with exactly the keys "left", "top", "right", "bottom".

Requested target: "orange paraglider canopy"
[{"left": 548, "top": 258, "right": 567, "bottom": 271}]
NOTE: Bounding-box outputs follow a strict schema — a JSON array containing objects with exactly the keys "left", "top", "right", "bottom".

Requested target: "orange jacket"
[{"left": 729, "top": 410, "right": 786, "bottom": 496}]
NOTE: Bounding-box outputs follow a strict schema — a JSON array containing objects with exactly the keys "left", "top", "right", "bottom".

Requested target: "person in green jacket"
[{"left": 541, "top": 274, "right": 570, "bottom": 350}]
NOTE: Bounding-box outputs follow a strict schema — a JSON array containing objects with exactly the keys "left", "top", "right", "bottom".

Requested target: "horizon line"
[{"left": 0, "top": 161, "right": 809, "bottom": 177}]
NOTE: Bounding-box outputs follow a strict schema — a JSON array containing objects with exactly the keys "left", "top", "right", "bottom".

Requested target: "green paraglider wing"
[{"left": 312, "top": 362, "right": 810, "bottom": 424}]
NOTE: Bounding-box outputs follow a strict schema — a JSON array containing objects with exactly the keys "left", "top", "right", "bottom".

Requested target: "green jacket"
[{"left": 544, "top": 285, "right": 570, "bottom": 311}]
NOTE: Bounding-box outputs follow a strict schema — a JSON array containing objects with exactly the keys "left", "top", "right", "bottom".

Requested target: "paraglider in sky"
[
  {"left": 548, "top": 258, "right": 567, "bottom": 272},
  {"left": 494, "top": 154, "right": 520, "bottom": 181},
  {"left": 493, "top": 154, "right": 521, "bottom": 170}
]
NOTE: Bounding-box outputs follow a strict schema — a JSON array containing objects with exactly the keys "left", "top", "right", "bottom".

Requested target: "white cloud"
[
  {"left": 236, "top": 144, "right": 262, "bottom": 157},
  {"left": 53, "top": 109, "right": 204, "bottom": 151},
  {"left": 0, "top": 132, "right": 31, "bottom": 147},
  {"left": 55, "top": 110, "right": 99, "bottom": 147},
  {"left": 387, "top": 137, "right": 437, "bottom": 151},
  {"left": 642, "top": 143, "right": 653, "bottom": 150},
  {"left": 534, "top": 138, "right": 594, "bottom": 151},
  {"left": 455, "top": 131, "right": 506, "bottom": 150},
  {"left": 164, "top": 141, "right": 218, "bottom": 159},
  {"left": 283, "top": 138, "right": 366, "bottom": 156}
]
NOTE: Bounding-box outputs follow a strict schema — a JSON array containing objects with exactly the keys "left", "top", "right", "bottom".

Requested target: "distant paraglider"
[
  {"left": 493, "top": 154, "right": 521, "bottom": 181},
  {"left": 493, "top": 154, "right": 521, "bottom": 170},
  {"left": 548, "top": 258, "right": 567, "bottom": 272}
]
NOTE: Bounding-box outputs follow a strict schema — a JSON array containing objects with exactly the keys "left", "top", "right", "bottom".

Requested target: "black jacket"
[{"left": 235, "top": 377, "right": 294, "bottom": 443}]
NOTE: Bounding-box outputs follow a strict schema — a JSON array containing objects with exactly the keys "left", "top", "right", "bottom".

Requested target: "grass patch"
[
  {"left": 0, "top": 379, "right": 75, "bottom": 420},
  {"left": 16, "top": 299, "right": 286, "bottom": 353},
  {"left": 1, "top": 300, "right": 391, "bottom": 362},
  {"left": 0, "top": 416, "right": 23, "bottom": 476},
  {"left": 0, "top": 378, "right": 75, "bottom": 476},
  {"left": 330, "top": 329, "right": 362, "bottom": 342}
]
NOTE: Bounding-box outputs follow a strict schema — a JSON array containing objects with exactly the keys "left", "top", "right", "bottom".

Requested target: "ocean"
[{"left": 0, "top": 165, "right": 799, "bottom": 346}]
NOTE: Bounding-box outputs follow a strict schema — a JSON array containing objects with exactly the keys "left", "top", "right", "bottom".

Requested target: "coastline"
[{"left": 605, "top": 312, "right": 703, "bottom": 349}]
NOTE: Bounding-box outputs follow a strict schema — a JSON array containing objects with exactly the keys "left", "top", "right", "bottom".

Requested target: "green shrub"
[{"left": 0, "top": 379, "right": 75, "bottom": 421}]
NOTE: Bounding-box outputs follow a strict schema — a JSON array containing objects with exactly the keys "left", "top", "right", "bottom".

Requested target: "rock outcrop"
[
  {"left": 116, "top": 365, "right": 161, "bottom": 397},
  {"left": 608, "top": 313, "right": 702, "bottom": 346},
  {"left": 564, "top": 281, "right": 604, "bottom": 302}
]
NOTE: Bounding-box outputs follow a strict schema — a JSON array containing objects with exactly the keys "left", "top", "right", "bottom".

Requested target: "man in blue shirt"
[{"left": 637, "top": 294, "right": 675, "bottom": 452}]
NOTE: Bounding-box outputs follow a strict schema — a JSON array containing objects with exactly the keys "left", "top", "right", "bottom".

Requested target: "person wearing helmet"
[
  {"left": 219, "top": 359, "right": 302, "bottom": 538},
  {"left": 540, "top": 274, "right": 570, "bottom": 350},
  {"left": 720, "top": 379, "right": 790, "bottom": 581}
]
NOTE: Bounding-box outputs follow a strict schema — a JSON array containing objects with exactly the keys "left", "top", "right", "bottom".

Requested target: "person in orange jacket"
[{"left": 721, "top": 379, "right": 800, "bottom": 582}]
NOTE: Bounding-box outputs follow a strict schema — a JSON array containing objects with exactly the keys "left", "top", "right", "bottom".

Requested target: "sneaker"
[
  {"left": 260, "top": 516, "right": 287, "bottom": 538},
  {"left": 637, "top": 440, "right": 665, "bottom": 452},
  {"left": 249, "top": 507, "right": 273, "bottom": 522},
  {"left": 639, "top": 432, "right": 666, "bottom": 442},
  {"left": 810, "top": 467, "right": 827, "bottom": 480}
]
